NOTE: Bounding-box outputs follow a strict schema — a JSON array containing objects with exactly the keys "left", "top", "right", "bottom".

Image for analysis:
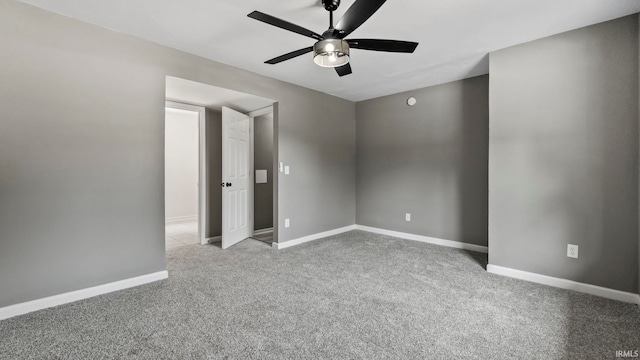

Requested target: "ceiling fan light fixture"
[{"left": 313, "top": 39, "right": 350, "bottom": 68}]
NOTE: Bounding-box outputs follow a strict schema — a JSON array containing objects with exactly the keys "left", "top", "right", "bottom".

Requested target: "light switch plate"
[
  {"left": 284, "top": 166, "right": 290, "bottom": 175},
  {"left": 405, "top": 213, "right": 411, "bottom": 222}
]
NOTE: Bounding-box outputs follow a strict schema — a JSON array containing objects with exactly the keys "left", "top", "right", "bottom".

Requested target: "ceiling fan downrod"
[{"left": 323, "top": 0, "right": 340, "bottom": 29}]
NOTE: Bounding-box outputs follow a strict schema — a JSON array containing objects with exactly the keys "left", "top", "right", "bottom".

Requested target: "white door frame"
[
  {"left": 165, "top": 101, "right": 207, "bottom": 245},
  {"left": 247, "top": 106, "right": 274, "bottom": 238}
]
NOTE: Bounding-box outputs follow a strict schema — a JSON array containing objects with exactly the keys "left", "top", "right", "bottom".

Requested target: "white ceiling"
[
  {"left": 166, "top": 76, "right": 275, "bottom": 113},
  {"left": 19, "top": 0, "right": 640, "bottom": 102}
]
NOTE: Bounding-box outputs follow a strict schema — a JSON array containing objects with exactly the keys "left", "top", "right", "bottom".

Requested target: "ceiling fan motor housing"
[{"left": 322, "top": 0, "right": 340, "bottom": 12}]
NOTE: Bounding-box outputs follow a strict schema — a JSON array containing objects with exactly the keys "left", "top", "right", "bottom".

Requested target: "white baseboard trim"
[
  {"left": 487, "top": 264, "right": 640, "bottom": 304},
  {"left": 273, "top": 225, "right": 357, "bottom": 250},
  {"left": 206, "top": 236, "right": 221, "bottom": 244},
  {"left": 253, "top": 227, "right": 273, "bottom": 236},
  {"left": 355, "top": 225, "right": 488, "bottom": 253},
  {"left": 0, "top": 270, "right": 168, "bottom": 321},
  {"left": 165, "top": 215, "right": 197, "bottom": 224}
]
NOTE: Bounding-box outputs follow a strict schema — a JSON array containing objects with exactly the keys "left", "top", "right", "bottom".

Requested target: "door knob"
[{"left": 226, "top": 182, "right": 232, "bottom": 187}]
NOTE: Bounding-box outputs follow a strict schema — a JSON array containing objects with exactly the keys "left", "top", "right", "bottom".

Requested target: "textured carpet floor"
[{"left": 1, "top": 230, "right": 639, "bottom": 359}]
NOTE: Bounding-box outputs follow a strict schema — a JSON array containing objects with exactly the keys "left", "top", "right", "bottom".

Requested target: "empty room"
[{"left": 1, "top": 0, "right": 639, "bottom": 358}]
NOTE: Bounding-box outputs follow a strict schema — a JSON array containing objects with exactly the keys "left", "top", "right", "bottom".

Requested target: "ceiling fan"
[{"left": 247, "top": 0, "right": 419, "bottom": 77}]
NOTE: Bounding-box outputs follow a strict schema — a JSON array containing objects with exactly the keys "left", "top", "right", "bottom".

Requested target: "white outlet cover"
[
  {"left": 567, "top": 244, "right": 579, "bottom": 258},
  {"left": 284, "top": 166, "right": 290, "bottom": 175},
  {"left": 285, "top": 219, "right": 290, "bottom": 228}
]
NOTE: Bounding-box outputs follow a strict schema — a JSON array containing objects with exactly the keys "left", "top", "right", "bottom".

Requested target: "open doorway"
[
  {"left": 219, "top": 106, "right": 275, "bottom": 248},
  {"left": 164, "top": 103, "right": 206, "bottom": 250},
  {"left": 165, "top": 76, "right": 277, "bottom": 250},
  {"left": 250, "top": 107, "right": 274, "bottom": 245}
]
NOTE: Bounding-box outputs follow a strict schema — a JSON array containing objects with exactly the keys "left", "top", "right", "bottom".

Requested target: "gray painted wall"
[
  {"left": 356, "top": 76, "right": 489, "bottom": 246},
  {"left": 489, "top": 15, "right": 639, "bottom": 293},
  {"left": 254, "top": 113, "right": 274, "bottom": 230},
  {"left": 0, "top": 1, "right": 355, "bottom": 307},
  {"left": 205, "top": 108, "right": 222, "bottom": 239},
  {"left": 279, "top": 102, "right": 356, "bottom": 240}
]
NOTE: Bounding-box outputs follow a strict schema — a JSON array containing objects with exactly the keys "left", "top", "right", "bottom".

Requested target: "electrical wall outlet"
[
  {"left": 285, "top": 219, "right": 290, "bottom": 228},
  {"left": 405, "top": 213, "right": 411, "bottom": 222},
  {"left": 567, "top": 244, "right": 578, "bottom": 259}
]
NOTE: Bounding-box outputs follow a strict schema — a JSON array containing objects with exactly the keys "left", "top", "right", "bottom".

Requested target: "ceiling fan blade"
[
  {"left": 335, "top": 63, "right": 352, "bottom": 77},
  {"left": 335, "top": 0, "right": 387, "bottom": 38},
  {"left": 265, "top": 47, "right": 314, "bottom": 64},
  {"left": 347, "top": 39, "right": 419, "bottom": 53},
  {"left": 248, "top": 11, "right": 324, "bottom": 41}
]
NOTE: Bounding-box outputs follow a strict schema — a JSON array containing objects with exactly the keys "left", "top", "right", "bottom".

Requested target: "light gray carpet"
[
  {"left": 1, "top": 230, "right": 639, "bottom": 359},
  {"left": 251, "top": 231, "right": 274, "bottom": 245}
]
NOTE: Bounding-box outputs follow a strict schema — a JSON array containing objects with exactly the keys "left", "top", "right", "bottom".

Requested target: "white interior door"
[{"left": 222, "top": 106, "right": 251, "bottom": 249}]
